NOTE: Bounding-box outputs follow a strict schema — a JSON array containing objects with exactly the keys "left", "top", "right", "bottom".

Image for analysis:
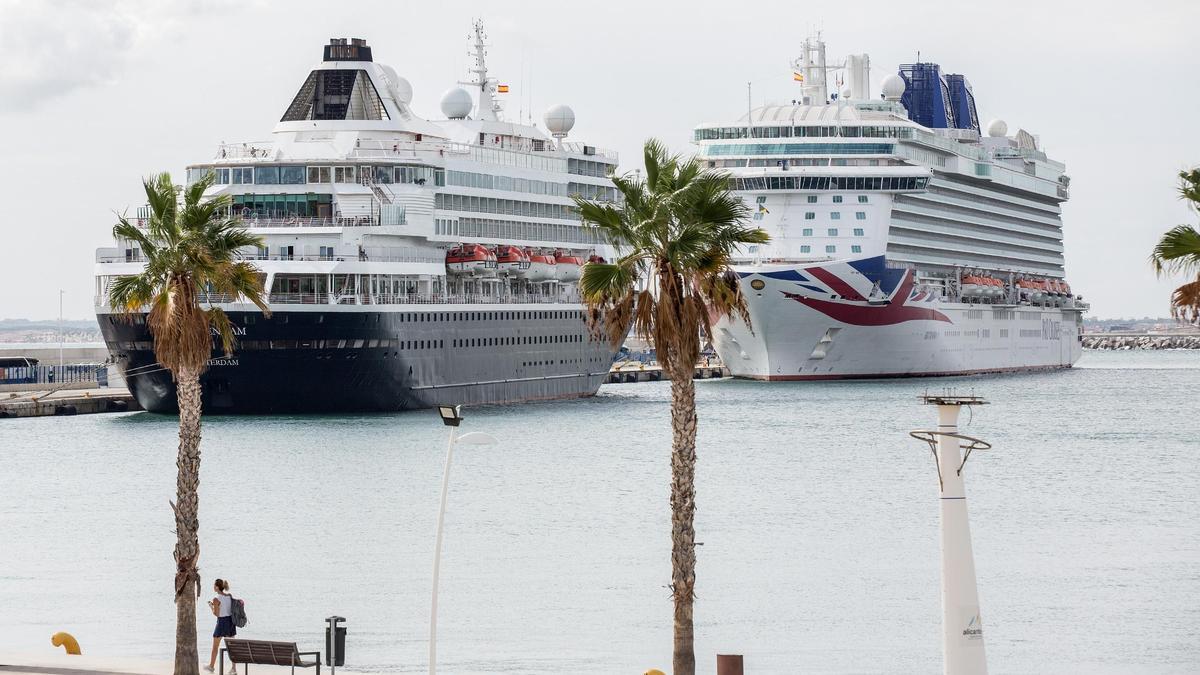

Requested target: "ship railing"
[
  {"left": 214, "top": 142, "right": 276, "bottom": 160},
  {"left": 262, "top": 292, "right": 581, "bottom": 306},
  {"left": 236, "top": 215, "right": 382, "bottom": 228}
]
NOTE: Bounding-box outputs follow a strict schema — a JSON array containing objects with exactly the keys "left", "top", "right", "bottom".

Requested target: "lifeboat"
[
  {"left": 1016, "top": 279, "right": 1042, "bottom": 302},
  {"left": 526, "top": 249, "right": 558, "bottom": 282},
  {"left": 496, "top": 244, "right": 531, "bottom": 278},
  {"left": 554, "top": 250, "right": 584, "bottom": 282},
  {"left": 960, "top": 275, "right": 987, "bottom": 299},
  {"left": 446, "top": 243, "right": 496, "bottom": 277}
]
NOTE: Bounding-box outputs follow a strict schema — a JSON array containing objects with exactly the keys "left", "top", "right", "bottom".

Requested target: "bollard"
[
  {"left": 717, "top": 654, "right": 744, "bottom": 675},
  {"left": 51, "top": 632, "right": 81, "bottom": 655}
]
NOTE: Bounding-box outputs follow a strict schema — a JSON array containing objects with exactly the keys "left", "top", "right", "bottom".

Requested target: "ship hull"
[
  {"left": 714, "top": 256, "right": 1083, "bottom": 381},
  {"left": 97, "top": 305, "right": 615, "bottom": 414}
]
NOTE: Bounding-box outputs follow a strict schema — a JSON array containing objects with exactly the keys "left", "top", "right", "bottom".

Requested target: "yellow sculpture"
[{"left": 51, "top": 632, "right": 81, "bottom": 655}]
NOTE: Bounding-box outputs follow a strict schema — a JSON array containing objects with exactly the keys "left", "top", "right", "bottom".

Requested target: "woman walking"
[{"left": 205, "top": 579, "right": 237, "bottom": 673}]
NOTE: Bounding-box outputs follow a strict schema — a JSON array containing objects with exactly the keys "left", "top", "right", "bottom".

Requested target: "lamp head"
[{"left": 437, "top": 404, "right": 462, "bottom": 427}]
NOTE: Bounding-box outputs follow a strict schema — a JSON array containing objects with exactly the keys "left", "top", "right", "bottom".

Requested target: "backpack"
[{"left": 230, "top": 596, "right": 248, "bottom": 628}]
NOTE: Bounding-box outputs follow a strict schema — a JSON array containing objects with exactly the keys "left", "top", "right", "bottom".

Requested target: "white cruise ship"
[
  {"left": 700, "top": 37, "right": 1084, "bottom": 380},
  {"left": 93, "top": 24, "right": 621, "bottom": 413}
]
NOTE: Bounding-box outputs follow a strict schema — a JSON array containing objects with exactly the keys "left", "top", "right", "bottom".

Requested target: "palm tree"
[
  {"left": 1150, "top": 168, "right": 1200, "bottom": 323},
  {"left": 574, "top": 139, "right": 768, "bottom": 675},
  {"left": 108, "top": 172, "right": 269, "bottom": 675}
]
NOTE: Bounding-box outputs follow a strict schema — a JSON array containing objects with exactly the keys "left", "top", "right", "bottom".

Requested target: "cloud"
[
  {"left": 0, "top": 0, "right": 253, "bottom": 114},
  {"left": 0, "top": 0, "right": 147, "bottom": 113}
]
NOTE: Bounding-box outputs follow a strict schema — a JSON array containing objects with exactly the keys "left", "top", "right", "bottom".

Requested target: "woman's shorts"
[{"left": 214, "top": 616, "right": 236, "bottom": 638}]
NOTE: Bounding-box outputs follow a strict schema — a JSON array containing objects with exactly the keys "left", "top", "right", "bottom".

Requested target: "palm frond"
[
  {"left": 1150, "top": 224, "right": 1200, "bottom": 276},
  {"left": 1169, "top": 275, "right": 1200, "bottom": 324}
]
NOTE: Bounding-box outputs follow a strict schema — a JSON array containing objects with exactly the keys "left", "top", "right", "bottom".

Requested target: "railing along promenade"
[{"left": 96, "top": 292, "right": 580, "bottom": 307}]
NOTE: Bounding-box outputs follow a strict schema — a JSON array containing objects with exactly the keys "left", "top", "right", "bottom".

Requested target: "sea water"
[{"left": 2, "top": 351, "right": 1198, "bottom": 673}]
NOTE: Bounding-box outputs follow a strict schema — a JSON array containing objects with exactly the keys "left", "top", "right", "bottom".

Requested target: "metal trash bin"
[{"left": 325, "top": 616, "right": 346, "bottom": 668}]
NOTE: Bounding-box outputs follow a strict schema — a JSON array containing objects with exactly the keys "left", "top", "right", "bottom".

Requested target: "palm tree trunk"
[
  {"left": 669, "top": 353, "right": 699, "bottom": 675},
  {"left": 173, "top": 366, "right": 203, "bottom": 675}
]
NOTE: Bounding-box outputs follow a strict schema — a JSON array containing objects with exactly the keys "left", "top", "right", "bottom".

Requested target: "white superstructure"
[{"left": 699, "top": 37, "right": 1083, "bottom": 380}]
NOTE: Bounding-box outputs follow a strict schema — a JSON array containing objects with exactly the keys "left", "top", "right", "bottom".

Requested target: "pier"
[
  {"left": 605, "top": 362, "right": 729, "bottom": 384},
  {"left": 0, "top": 388, "right": 139, "bottom": 418}
]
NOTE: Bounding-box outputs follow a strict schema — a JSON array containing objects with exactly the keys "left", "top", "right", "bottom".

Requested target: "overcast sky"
[{"left": 1, "top": 0, "right": 1196, "bottom": 320}]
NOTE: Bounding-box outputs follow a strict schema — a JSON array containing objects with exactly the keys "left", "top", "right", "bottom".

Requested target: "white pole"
[
  {"left": 429, "top": 426, "right": 457, "bottom": 675},
  {"left": 58, "top": 290, "right": 64, "bottom": 372},
  {"left": 935, "top": 403, "right": 988, "bottom": 675}
]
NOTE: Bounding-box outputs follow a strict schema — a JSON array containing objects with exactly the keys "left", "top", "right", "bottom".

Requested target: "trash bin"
[{"left": 325, "top": 618, "right": 346, "bottom": 667}]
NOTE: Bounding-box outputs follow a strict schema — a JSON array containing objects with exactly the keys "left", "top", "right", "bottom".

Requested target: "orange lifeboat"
[
  {"left": 496, "top": 244, "right": 531, "bottom": 278},
  {"left": 961, "top": 275, "right": 987, "bottom": 298},
  {"left": 526, "top": 249, "right": 558, "bottom": 282},
  {"left": 554, "top": 250, "right": 584, "bottom": 282},
  {"left": 446, "top": 243, "right": 497, "bottom": 277}
]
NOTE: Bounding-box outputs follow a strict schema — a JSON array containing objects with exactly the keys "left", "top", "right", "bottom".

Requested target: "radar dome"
[
  {"left": 881, "top": 74, "right": 905, "bottom": 101},
  {"left": 440, "top": 87, "right": 472, "bottom": 119},
  {"left": 986, "top": 119, "right": 1008, "bottom": 137},
  {"left": 543, "top": 104, "right": 576, "bottom": 137},
  {"left": 379, "top": 65, "right": 413, "bottom": 105}
]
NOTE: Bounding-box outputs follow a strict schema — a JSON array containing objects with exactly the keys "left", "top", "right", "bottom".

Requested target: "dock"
[
  {"left": 0, "top": 387, "right": 139, "bottom": 419},
  {"left": 606, "top": 363, "right": 729, "bottom": 384}
]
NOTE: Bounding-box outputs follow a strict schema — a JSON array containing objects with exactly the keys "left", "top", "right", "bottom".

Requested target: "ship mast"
[{"left": 461, "top": 20, "right": 502, "bottom": 121}]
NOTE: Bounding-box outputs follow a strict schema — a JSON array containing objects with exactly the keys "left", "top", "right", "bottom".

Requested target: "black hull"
[{"left": 98, "top": 308, "right": 615, "bottom": 414}]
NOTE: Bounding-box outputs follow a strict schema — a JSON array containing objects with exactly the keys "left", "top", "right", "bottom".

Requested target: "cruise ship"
[
  {"left": 700, "top": 38, "right": 1084, "bottom": 380},
  {"left": 94, "top": 24, "right": 621, "bottom": 413}
]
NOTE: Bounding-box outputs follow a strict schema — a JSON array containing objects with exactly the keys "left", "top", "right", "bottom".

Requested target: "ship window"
[
  {"left": 214, "top": 168, "right": 231, "bottom": 184},
  {"left": 800, "top": 245, "right": 811, "bottom": 253},
  {"left": 830, "top": 212, "right": 841, "bottom": 220},
  {"left": 254, "top": 166, "right": 280, "bottom": 184},
  {"left": 231, "top": 167, "right": 253, "bottom": 184},
  {"left": 851, "top": 245, "right": 862, "bottom": 253},
  {"left": 802, "top": 228, "right": 812, "bottom": 236},
  {"left": 853, "top": 228, "right": 865, "bottom": 236},
  {"left": 308, "top": 166, "right": 331, "bottom": 183},
  {"left": 828, "top": 228, "right": 838, "bottom": 236},
  {"left": 279, "top": 166, "right": 305, "bottom": 184},
  {"left": 804, "top": 212, "right": 815, "bottom": 220},
  {"left": 806, "top": 195, "right": 817, "bottom": 203},
  {"left": 826, "top": 245, "right": 836, "bottom": 253},
  {"left": 755, "top": 196, "right": 766, "bottom": 204},
  {"left": 832, "top": 196, "right": 843, "bottom": 203},
  {"left": 334, "top": 166, "right": 356, "bottom": 183},
  {"left": 858, "top": 195, "right": 868, "bottom": 203},
  {"left": 855, "top": 212, "right": 866, "bottom": 220}
]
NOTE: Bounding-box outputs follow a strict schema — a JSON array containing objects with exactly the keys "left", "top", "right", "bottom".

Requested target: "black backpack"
[{"left": 230, "top": 596, "right": 248, "bottom": 628}]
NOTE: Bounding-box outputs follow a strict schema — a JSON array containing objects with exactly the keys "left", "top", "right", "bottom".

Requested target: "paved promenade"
[{"left": 0, "top": 653, "right": 170, "bottom": 674}]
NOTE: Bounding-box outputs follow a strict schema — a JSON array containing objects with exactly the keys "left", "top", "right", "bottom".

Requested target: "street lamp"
[{"left": 430, "top": 404, "right": 497, "bottom": 675}]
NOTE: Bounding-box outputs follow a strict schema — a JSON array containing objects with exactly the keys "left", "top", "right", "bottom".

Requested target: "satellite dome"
[
  {"left": 379, "top": 65, "right": 413, "bottom": 105},
  {"left": 986, "top": 119, "right": 1008, "bottom": 137},
  {"left": 881, "top": 74, "right": 905, "bottom": 101},
  {"left": 440, "top": 87, "right": 472, "bottom": 119},
  {"left": 543, "top": 104, "right": 576, "bottom": 136}
]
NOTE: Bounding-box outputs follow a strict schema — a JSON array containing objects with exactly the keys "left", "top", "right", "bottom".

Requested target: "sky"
[{"left": 0, "top": 0, "right": 1197, "bottom": 321}]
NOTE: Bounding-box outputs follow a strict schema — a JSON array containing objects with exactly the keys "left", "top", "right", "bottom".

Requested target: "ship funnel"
[{"left": 324, "top": 37, "right": 373, "bottom": 62}]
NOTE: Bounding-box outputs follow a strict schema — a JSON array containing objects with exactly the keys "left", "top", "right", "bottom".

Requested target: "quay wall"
[{"left": 1082, "top": 334, "right": 1200, "bottom": 350}]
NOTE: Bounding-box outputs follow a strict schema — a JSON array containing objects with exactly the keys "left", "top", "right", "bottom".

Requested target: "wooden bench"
[{"left": 220, "top": 639, "right": 321, "bottom": 674}]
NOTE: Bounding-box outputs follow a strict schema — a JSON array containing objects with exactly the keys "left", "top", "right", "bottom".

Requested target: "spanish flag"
[
  {"left": 793, "top": 71, "right": 804, "bottom": 82},
  {"left": 497, "top": 84, "right": 510, "bottom": 93}
]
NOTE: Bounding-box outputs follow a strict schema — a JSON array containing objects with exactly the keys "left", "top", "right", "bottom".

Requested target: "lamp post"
[
  {"left": 430, "top": 404, "right": 497, "bottom": 675},
  {"left": 58, "top": 289, "right": 64, "bottom": 373}
]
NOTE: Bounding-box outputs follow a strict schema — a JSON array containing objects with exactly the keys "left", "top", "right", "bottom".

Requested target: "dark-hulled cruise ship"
[{"left": 94, "top": 24, "right": 621, "bottom": 413}]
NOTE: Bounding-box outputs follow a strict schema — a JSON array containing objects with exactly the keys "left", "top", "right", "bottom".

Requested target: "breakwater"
[{"left": 1082, "top": 334, "right": 1200, "bottom": 350}]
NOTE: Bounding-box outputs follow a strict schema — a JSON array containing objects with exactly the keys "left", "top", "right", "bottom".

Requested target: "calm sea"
[{"left": 2, "top": 351, "right": 1198, "bottom": 674}]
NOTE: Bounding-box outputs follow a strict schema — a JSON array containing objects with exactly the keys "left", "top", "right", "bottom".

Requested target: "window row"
[
  {"left": 187, "top": 165, "right": 446, "bottom": 187},
  {"left": 711, "top": 158, "right": 906, "bottom": 168},
  {"left": 454, "top": 217, "right": 604, "bottom": 245},
  {"left": 799, "top": 245, "right": 863, "bottom": 254},
  {"left": 567, "top": 158, "right": 613, "bottom": 178},
  {"left": 435, "top": 192, "right": 576, "bottom": 220},
  {"left": 709, "top": 143, "right": 895, "bottom": 156},
  {"left": 695, "top": 125, "right": 915, "bottom": 141},
  {"left": 798, "top": 228, "right": 867, "bottom": 236},
  {"left": 569, "top": 181, "right": 619, "bottom": 202},
  {"left": 733, "top": 176, "right": 928, "bottom": 191},
  {"left": 448, "top": 170, "right": 566, "bottom": 196},
  {"left": 453, "top": 333, "right": 584, "bottom": 348}
]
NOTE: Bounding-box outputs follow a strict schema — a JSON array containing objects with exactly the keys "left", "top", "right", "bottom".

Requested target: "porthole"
[{"left": 750, "top": 279, "right": 765, "bottom": 291}]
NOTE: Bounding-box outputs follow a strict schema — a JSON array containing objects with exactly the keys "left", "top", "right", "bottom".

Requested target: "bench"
[{"left": 220, "top": 639, "right": 321, "bottom": 675}]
